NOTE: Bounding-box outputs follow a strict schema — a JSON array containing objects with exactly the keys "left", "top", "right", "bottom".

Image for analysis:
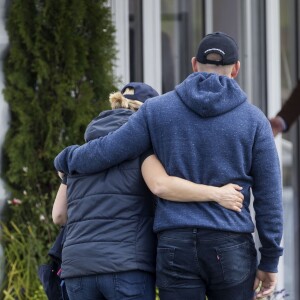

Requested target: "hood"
[
  {"left": 175, "top": 72, "right": 247, "bottom": 117},
  {"left": 84, "top": 109, "right": 134, "bottom": 142}
]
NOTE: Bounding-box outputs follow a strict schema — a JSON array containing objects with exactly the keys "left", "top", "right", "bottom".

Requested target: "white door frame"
[
  {"left": 142, "top": 0, "right": 162, "bottom": 94},
  {"left": 109, "top": 0, "right": 130, "bottom": 87},
  {"left": 265, "top": 0, "right": 284, "bottom": 290}
]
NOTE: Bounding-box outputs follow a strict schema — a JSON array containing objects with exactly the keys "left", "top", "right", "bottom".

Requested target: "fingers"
[
  {"left": 226, "top": 184, "right": 244, "bottom": 201},
  {"left": 221, "top": 196, "right": 244, "bottom": 212},
  {"left": 235, "top": 200, "right": 243, "bottom": 211},
  {"left": 227, "top": 183, "right": 243, "bottom": 191},
  {"left": 235, "top": 201, "right": 243, "bottom": 208},
  {"left": 253, "top": 273, "right": 277, "bottom": 299},
  {"left": 233, "top": 193, "right": 244, "bottom": 204},
  {"left": 233, "top": 205, "right": 242, "bottom": 212},
  {"left": 253, "top": 276, "right": 260, "bottom": 298},
  {"left": 232, "top": 184, "right": 243, "bottom": 191},
  {"left": 227, "top": 189, "right": 244, "bottom": 201},
  {"left": 236, "top": 192, "right": 244, "bottom": 201},
  {"left": 255, "top": 284, "right": 276, "bottom": 299},
  {"left": 227, "top": 200, "right": 243, "bottom": 212},
  {"left": 218, "top": 184, "right": 245, "bottom": 212}
]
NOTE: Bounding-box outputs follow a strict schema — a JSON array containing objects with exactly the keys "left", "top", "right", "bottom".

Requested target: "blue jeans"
[
  {"left": 156, "top": 228, "right": 257, "bottom": 300},
  {"left": 64, "top": 270, "right": 155, "bottom": 300}
]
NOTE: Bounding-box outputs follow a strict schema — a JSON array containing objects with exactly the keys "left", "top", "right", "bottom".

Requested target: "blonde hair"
[{"left": 109, "top": 88, "right": 143, "bottom": 112}]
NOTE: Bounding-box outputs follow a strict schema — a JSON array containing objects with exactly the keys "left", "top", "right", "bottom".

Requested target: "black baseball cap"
[
  {"left": 121, "top": 82, "right": 159, "bottom": 103},
  {"left": 196, "top": 32, "right": 239, "bottom": 66}
]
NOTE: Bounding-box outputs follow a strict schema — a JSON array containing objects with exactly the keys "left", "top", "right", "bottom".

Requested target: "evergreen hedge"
[{"left": 1, "top": 0, "right": 116, "bottom": 298}]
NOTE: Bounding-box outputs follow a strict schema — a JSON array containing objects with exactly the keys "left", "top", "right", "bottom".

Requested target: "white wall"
[
  {"left": 265, "top": 0, "right": 284, "bottom": 291},
  {"left": 109, "top": 0, "right": 130, "bottom": 88},
  {"left": 142, "top": 0, "right": 162, "bottom": 94}
]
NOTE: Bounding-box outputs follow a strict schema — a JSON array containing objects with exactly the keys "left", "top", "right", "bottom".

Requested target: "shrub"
[{"left": 1, "top": 0, "right": 116, "bottom": 297}]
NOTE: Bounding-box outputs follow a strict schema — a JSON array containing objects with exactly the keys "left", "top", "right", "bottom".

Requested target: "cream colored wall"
[{"left": 265, "top": 0, "right": 284, "bottom": 290}]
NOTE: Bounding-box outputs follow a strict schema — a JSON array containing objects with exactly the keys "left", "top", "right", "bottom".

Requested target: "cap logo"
[{"left": 204, "top": 48, "right": 225, "bottom": 55}]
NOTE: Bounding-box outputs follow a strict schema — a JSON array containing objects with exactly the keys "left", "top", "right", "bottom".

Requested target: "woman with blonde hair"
[{"left": 52, "top": 82, "right": 243, "bottom": 300}]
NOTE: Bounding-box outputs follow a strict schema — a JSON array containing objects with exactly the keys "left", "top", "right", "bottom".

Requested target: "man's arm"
[
  {"left": 269, "top": 116, "right": 286, "bottom": 137},
  {"left": 269, "top": 82, "right": 300, "bottom": 136},
  {"left": 277, "top": 81, "right": 300, "bottom": 130},
  {"left": 251, "top": 119, "right": 283, "bottom": 293},
  {"left": 54, "top": 105, "right": 151, "bottom": 174},
  {"left": 142, "top": 154, "right": 244, "bottom": 212},
  {"left": 251, "top": 120, "right": 283, "bottom": 271}
]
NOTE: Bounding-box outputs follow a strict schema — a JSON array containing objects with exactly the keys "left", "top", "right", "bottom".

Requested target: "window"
[{"left": 161, "top": 0, "right": 204, "bottom": 93}]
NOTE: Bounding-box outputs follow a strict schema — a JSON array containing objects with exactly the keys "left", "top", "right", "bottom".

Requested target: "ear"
[
  {"left": 191, "top": 57, "right": 199, "bottom": 72},
  {"left": 231, "top": 61, "right": 240, "bottom": 78}
]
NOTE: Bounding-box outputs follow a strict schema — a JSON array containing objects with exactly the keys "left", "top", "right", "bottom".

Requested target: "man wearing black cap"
[
  {"left": 195, "top": 31, "right": 239, "bottom": 67},
  {"left": 54, "top": 32, "right": 283, "bottom": 300}
]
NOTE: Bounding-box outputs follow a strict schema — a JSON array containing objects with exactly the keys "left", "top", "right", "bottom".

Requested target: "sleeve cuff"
[{"left": 258, "top": 256, "right": 280, "bottom": 273}]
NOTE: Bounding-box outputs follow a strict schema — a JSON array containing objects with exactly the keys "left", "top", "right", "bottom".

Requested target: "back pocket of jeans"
[
  {"left": 215, "top": 241, "right": 255, "bottom": 285},
  {"left": 116, "top": 276, "right": 146, "bottom": 297},
  {"left": 65, "top": 277, "right": 82, "bottom": 293}
]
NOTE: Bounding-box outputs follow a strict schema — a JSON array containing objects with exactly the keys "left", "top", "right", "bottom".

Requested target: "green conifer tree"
[{"left": 1, "top": 0, "right": 116, "bottom": 297}]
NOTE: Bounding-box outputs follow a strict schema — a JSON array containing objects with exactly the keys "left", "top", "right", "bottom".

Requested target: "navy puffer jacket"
[{"left": 61, "top": 109, "right": 156, "bottom": 278}]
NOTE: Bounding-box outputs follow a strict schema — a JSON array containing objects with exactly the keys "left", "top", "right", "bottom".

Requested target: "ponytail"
[{"left": 109, "top": 91, "right": 143, "bottom": 111}]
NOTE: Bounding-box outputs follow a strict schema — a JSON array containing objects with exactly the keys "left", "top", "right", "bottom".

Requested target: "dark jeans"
[
  {"left": 156, "top": 228, "right": 257, "bottom": 300},
  {"left": 64, "top": 270, "right": 155, "bottom": 300}
]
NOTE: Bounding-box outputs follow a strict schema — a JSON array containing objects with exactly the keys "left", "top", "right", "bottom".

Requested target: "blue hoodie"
[{"left": 55, "top": 72, "right": 283, "bottom": 273}]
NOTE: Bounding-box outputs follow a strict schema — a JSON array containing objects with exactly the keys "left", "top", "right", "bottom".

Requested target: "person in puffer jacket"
[{"left": 52, "top": 82, "right": 245, "bottom": 300}]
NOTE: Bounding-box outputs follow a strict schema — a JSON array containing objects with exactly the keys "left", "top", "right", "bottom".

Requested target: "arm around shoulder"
[{"left": 54, "top": 107, "right": 151, "bottom": 175}]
